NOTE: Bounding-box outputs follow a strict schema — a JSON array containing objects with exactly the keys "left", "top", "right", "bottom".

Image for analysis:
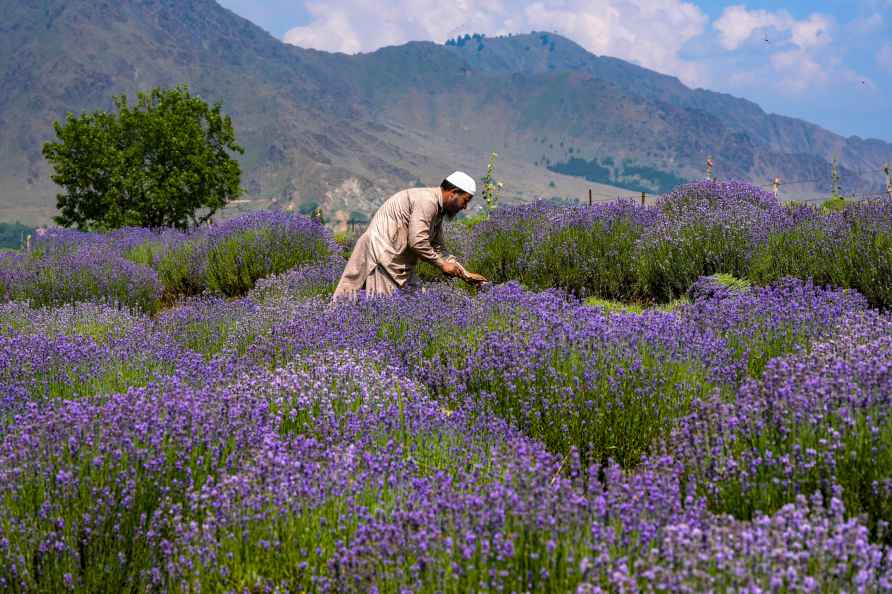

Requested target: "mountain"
[{"left": 1, "top": 0, "right": 890, "bottom": 226}]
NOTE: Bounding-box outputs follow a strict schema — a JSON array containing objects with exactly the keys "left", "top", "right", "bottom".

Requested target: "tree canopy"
[
  {"left": 0, "top": 222, "right": 34, "bottom": 250},
  {"left": 43, "top": 85, "right": 244, "bottom": 230}
]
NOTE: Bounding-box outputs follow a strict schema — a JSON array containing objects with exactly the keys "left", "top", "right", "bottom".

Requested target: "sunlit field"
[{"left": 1, "top": 182, "right": 891, "bottom": 592}]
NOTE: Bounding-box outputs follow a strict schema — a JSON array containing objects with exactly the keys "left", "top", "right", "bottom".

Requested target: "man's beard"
[{"left": 445, "top": 209, "right": 457, "bottom": 221}]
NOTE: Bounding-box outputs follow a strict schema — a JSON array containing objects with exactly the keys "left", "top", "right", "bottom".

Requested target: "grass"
[{"left": 583, "top": 296, "right": 690, "bottom": 314}]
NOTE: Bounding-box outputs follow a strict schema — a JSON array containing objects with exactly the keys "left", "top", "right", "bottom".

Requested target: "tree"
[
  {"left": 43, "top": 85, "right": 244, "bottom": 230},
  {"left": 0, "top": 222, "right": 34, "bottom": 250},
  {"left": 348, "top": 210, "right": 369, "bottom": 231},
  {"left": 481, "top": 152, "right": 504, "bottom": 214},
  {"left": 298, "top": 201, "right": 320, "bottom": 217}
]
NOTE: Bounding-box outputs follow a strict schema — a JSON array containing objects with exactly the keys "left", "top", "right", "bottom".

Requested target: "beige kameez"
[{"left": 332, "top": 187, "right": 461, "bottom": 299}]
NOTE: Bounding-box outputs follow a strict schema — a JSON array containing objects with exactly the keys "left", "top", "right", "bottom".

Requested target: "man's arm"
[
  {"left": 408, "top": 194, "right": 487, "bottom": 283},
  {"left": 430, "top": 220, "right": 453, "bottom": 262},
  {"left": 407, "top": 197, "right": 446, "bottom": 267}
]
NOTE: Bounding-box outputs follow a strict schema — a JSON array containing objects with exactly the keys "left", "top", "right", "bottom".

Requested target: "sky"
[{"left": 217, "top": 0, "right": 892, "bottom": 142}]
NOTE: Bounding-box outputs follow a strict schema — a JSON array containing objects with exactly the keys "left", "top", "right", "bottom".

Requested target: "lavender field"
[{"left": 1, "top": 183, "right": 892, "bottom": 592}]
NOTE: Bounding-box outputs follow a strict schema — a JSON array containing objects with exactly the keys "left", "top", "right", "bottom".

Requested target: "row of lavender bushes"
[
  {"left": 3, "top": 181, "right": 888, "bottom": 313},
  {"left": 0, "top": 211, "right": 338, "bottom": 312},
  {"left": 1, "top": 276, "right": 890, "bottom": 591},
  {"left": 459, "top": 181, "right": 892, "bottom": 308}
]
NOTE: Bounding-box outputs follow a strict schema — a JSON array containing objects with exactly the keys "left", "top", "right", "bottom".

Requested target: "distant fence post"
[
  {"left": 706, "top": 156, "right": 714, "bottom": 181},
  {"left": 772, "top": 177, "right": 781, "bottom": 199},
  {"left": 588, "top": 188, "right": 592, "bottom": 206},
  {"left": 831, "top": 156, "right": 841, "bottom": 199},
  {"left": 885, "top": 163, "right": 892, "bottom": 200},
  {"left": 640, "top": 191, "right": 646, "bottom": 206}
]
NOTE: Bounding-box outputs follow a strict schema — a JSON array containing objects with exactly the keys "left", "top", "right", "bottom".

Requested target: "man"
[{"left": 332, "top": 171, "right": 488, "bottom": 299}]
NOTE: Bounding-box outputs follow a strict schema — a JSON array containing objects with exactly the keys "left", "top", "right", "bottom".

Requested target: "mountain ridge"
[{"left": 0, "top": 0, "right": 888, "bottom": 226}]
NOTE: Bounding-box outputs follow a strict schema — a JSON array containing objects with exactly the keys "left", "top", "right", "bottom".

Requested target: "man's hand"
[
  {"left": 440, "top": 260, "right": 463, "bottom": 278},
  {"left": 441, "top": 260, "right": 487, "bottom": 285}
]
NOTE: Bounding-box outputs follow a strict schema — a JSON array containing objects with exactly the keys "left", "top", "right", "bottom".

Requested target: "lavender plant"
[
  {"left": 1, "top": 193, "right": 891, "bottom": 592},
  {"left": 675, "top": 309, "right": 892, "bottom": 542},
  {"left": 203, "top": 211, "right": 339, "bottom": 296},
  {"left": 0, "top": 247, "right": 162, "bottom": 313},
  {"left": 751, "top": 200, "right": 892, "bottom": 309}
]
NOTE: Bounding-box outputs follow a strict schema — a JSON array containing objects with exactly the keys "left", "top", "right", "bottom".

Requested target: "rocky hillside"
[{"left": 1, "top": 0, "right": 889, "bottom": 225}]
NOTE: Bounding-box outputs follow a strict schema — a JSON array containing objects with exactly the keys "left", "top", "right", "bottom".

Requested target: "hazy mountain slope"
[
  {"left": 445, "top": 33, "right": 890, "bottom": 167},
  {"left": 0, "top": 1, "right": 609, "bottom": 225},
  {"left": 1, "top": 1, "right": 889, "bottom": 226}
]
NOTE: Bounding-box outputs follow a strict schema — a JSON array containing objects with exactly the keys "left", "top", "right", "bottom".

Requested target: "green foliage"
[
  {"left": 422, "top": 317, "right": 714, "bottom": 468},
  {"left": 749, "top": 223, "right": 837, "bottom": 286},
  {"left": 619, "top": 162, "right": 688, "bottom": 194},
  {"left": 548, "top": 158, "right": 687, "bottom": 194},
  {"left": 11, "top": 254, "right": 162, "bottom": 314},
  {"left": 480, "top": 152, "right": 503, "bottom": 214},
  {"left": 157, "top": 242, "right": 205, "bottom": 299},
  {"left": 43, "top": 85, "right": 244, "bottom": 231},
  {"left": 710, "top": 273, "right": 752, "bottom": 293},
  {"left": 444, "top": 33, "right": 486, "bottom": 47},
  {"left": 347, "top": 210, "right": 369, "bottom": 226},
  {"left": 414, "top": 259, "right": 445, "bottom": 283},
  {"left": 583, "top": 296, "right": 690, "bottom": 315},
  {"left": 297, "top": 201, "right": 320, "bottom": 216},
  {"left": 548, "top": 157, "right": 610, "bottom": 184},
  {"left": 583, "top": 297, "right": 644, "bottom": 315},
  {"left": 821, "top": 196, "right": 847, "bottom": 212},
  {"left": 332, "top": 230, "right": 356, "bottom": 260},
  {"left": 297, "top": 202, "right": 326, "bottom": 224},
  {"left": 123, "top": 240, "right": 166, "bottom": 269},
  {"left": 693, "top": 404, "right": 892, "bottom": 543},
  {"left": 457, "top": 212, "right": 489, "bottom": 229},
  {"left": 0, "top": 222, "right": 34, "bottom": 249}
]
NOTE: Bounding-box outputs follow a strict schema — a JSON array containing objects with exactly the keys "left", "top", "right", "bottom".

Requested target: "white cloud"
[
  {"left": 713, "top": 6, "right": 833, "bottom": 51},
  {"left": 878, "top": 43, "right": 892, "bottom": 72},
  {"left": 283, "top": 0, "right": 709, "bottom": 86},
  {"left": 714, "top": 5, "right": 792, "bottom": 50},
  {"left": 790, "top": 14, "right": 832, "bottom": 49},
  {"left": 711, "top": 6, "right": 843, "bottom": 94},
  {"left": 769, "top": 49, "right": 829, "bottom": 92},
  {"left": 284, "top": 0, "right": 512, "bottom": 55}
]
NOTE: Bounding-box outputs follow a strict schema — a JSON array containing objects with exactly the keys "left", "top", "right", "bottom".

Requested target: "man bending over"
[{"left": 332, "top": 171, "right": 488, "bottom": 299}]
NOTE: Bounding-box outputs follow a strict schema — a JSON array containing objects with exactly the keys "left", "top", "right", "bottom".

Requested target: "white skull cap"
[{"left": 445, "top": 171, "right": 476, "bottom": 195}]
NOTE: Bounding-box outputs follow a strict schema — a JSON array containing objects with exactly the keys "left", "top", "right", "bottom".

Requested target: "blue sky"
[{"left": 217, "top": 0, "right": 892, "bottom": 142}]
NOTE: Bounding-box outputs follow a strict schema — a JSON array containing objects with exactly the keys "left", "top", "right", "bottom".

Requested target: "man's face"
[{"left": 445, "top": 190, "right": 472, "bottom": 218}]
